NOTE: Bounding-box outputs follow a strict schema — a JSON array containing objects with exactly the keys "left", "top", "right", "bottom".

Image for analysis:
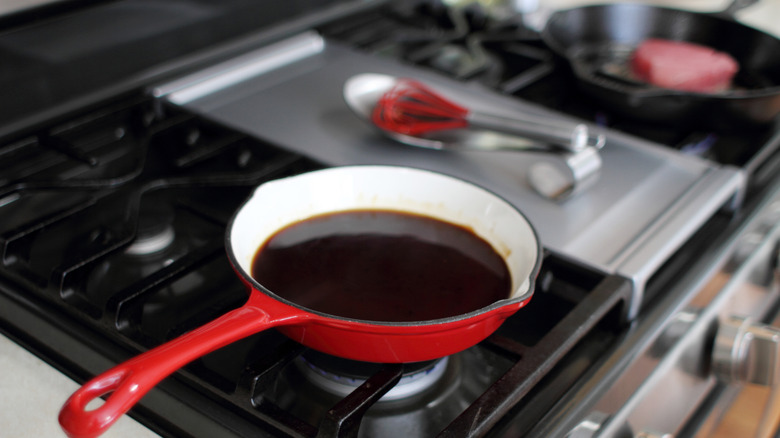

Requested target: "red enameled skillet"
[{"left": 58, "top": 165, "right": 542, "bottom": 438}]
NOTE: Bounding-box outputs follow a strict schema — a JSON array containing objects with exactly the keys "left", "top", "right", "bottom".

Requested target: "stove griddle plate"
[{"left": 159, "top": 35, "right": 739, "bottom": 318}]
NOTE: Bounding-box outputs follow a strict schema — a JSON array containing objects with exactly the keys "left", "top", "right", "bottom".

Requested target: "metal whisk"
[{"left": 370, "top": 78, "right": 604, "bottom": 152}]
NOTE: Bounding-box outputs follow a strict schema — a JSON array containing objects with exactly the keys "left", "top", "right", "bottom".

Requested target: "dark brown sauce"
[{"left": 250, "top": 209, "right": 511, "bottom": 322}]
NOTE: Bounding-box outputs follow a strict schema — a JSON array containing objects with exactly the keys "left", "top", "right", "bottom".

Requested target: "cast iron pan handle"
[{"left": 59, "top": 299, "right": 309, "bottom": 438}]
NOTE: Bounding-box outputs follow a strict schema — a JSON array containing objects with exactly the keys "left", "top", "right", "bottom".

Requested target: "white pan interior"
[{"left": 229, "top": 166, "right": 540, "bottom": 300}]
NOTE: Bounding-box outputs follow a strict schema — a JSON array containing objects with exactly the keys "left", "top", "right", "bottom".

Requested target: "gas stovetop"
[
  {"left": 1, "top": 1, "right": 780, "bottom": 438},
  {"left": 0, "top": 92, "right": 629, "bottom": 437}
]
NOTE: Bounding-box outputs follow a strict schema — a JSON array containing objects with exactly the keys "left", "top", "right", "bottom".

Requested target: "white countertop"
[
  {"left": 2, "top": 1, "right": 779, "bottom": 437},
  {"left": 0, "top": 335, "right": 159, "bottom": 438}
]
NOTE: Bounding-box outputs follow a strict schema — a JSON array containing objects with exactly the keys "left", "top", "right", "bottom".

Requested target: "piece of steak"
[{"left": 631, "top": 38, "right": 739, "bottom": 93}]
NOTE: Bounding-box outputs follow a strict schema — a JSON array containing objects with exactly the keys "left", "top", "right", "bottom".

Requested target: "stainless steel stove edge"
[
  {"left": 612, "top": 165, "right": 745, "bottom": 320},
  {"left": 535, "top": 179, "right": 780, "bottom": 438}
]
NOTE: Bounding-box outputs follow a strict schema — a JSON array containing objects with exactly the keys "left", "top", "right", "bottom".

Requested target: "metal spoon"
[{"left": 343, "top": 72, "right": 605, "bottom": 153}]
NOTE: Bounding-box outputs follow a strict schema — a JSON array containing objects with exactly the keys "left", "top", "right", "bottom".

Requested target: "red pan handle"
[{"left": 59, "top": 298, "right": 308, "bottom": 438}]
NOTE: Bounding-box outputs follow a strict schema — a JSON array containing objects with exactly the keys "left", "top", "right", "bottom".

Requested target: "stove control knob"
[
  {"left": 731, "top": 231, "right": 764, "bottom": 266},
  {"left": 636, "top": 431, "right": 674, "bottom": 438},
  {"left": 566, "top": 412, "right": 609, "bottom": 438},
  {"left": 566, "top": 412, "right": 634, "bottom": 438},
  {"left": 761, "top": 199, "right": 780, "bottom": 232},
  {"left": 712, "top": 316, "right": 780, "bottom": 386}
]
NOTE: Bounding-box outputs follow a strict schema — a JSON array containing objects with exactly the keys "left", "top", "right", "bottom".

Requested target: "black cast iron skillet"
[{"left": 541, "top": 0, "right": 780, "bottom": 129}]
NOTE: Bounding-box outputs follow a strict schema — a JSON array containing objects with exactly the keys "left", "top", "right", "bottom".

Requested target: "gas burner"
[
  {"left": 321, "top": 2, "right": 538, "bottom": 86},
  {"left": 272, "top": 347, "right": 508, "bottom": 437},
  {"left": 296, "top": 351, "right": 448, "bottom": 401},
  {"left": 126, "top": 225, "right": 175, "bottom": 256},
  {"left": 419, "top": 37, "right": 497, "bottom": 79},
  {"left": 126, "top": 203, "right": 176, "bottom": 256}
]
